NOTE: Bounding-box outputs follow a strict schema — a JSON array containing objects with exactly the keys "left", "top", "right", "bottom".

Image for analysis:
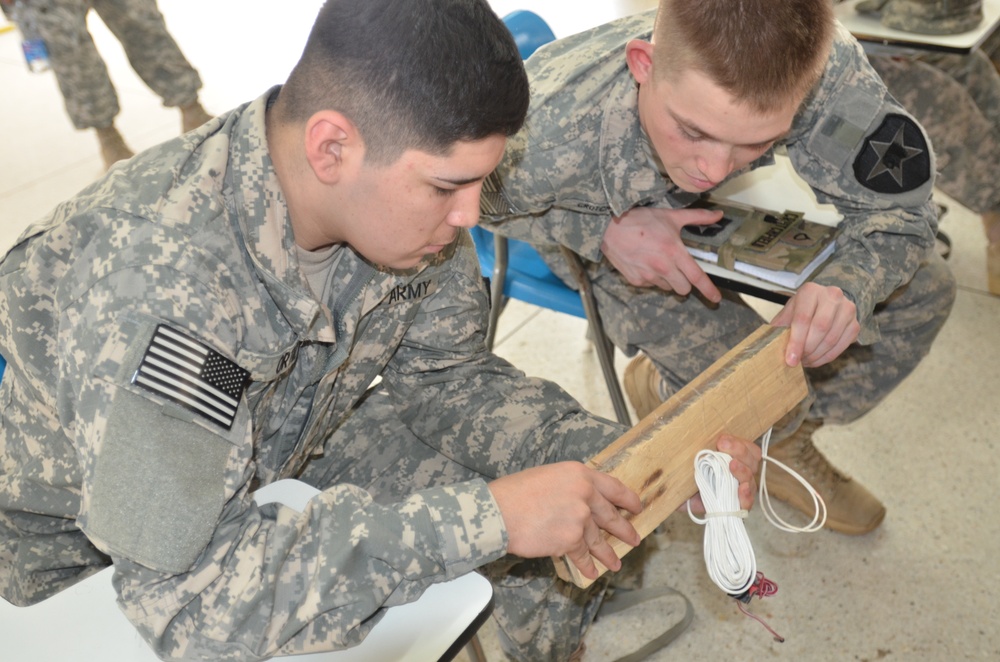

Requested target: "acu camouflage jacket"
[
  {"left": 483, "top": 11, "right": 939, "bottom": 344},
  {"left": 0, "top": 89, "right": 619, "bottom": 660}
]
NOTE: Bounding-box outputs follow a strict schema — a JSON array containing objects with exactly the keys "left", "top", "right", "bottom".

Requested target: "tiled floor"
[{"left": 1, "top": 2, "right": 998, "bottom": 661}]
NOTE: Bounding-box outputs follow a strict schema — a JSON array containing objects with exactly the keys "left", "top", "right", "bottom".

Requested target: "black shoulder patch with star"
[{"left": 852, "top": 114, "right": 930, "bottom": 194}]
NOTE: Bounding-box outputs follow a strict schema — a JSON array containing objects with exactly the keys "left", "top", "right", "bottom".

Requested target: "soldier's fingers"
[
  {"left": 673, "top": 254, "right": 720, "bottom": 302},
  {"left": 565, "top": 525, "right": 607, "bottom": 579},
  {"left": 670, "top": 208, "right": 724, "bottom": 229},
  {"left": 805, "top": 329, "right": 855, "bottom": 367},
  {"left": 587, "top": 532, "right": 623, "bottom": 574},
  {"left": 802, "top": 309, "right": 858, "bottom": 366},
  {"left": 737, "top": 479, "right": 757, "bottom": 511},
  {"left": 773, "top": 300, "right": 813, "bottom": 367}
]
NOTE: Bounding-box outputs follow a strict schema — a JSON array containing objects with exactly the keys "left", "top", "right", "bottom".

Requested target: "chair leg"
[
  {"left": 463, "top": 633, "right": 488, "bottom": 662},
  {"left": 560, "top": 248, "right": 632, "bottom": 426},
  {"left": 486, "top": 235, "right": 510, "bottom": 350}
]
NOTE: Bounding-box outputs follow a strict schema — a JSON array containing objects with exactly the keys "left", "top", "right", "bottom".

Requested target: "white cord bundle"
[
  {"left": 688, "top": 449, "right": 755, "bottom": 596},
  {"left": 687, "top": 430, "right": 827, "bottom": 642},
  {"left": 758, "top": 428, "right": 827, "bottom": 533}
]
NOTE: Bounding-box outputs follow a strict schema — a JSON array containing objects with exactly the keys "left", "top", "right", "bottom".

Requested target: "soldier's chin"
[{"left": 672, "top": 170, "right": 716, "bottom": 193}]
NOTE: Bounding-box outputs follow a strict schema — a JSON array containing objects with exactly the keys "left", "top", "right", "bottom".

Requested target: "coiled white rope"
[
  {"left": 758, "top": 427, "right": 827, "bottom": 533},
  {"left": 687, "top": 428, "right": 827, "bottom": 641},
  {"left": 687, "top": 449, "right": 755, "bottom": 596}
]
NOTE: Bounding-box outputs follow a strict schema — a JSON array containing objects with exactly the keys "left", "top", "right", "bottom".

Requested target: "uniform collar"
[
  {"left": 596, "top": 46, "right": 702, "bottom": 214},
  {"left": 225, "top": 87, "right": 330, "bottom": 339}
]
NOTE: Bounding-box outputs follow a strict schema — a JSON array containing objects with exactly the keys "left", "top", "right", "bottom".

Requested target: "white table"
[
  {"left": 834, "top": 0, "right": 1000, "bottom": 54},
  {"left": 0, "top": 480, "right": 494, "bottom": 661}
]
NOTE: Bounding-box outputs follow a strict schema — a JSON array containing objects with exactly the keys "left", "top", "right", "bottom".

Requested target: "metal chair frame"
[{"left": 478, "top": 229, "right": 631, "bottom": 427}]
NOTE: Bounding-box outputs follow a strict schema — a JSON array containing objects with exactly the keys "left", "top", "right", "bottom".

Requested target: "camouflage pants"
[
  {"left": 869, "top": 47, "right": 1000, "bottom": 214},
  {"left": 298, "top": 388, "right": 605, "bottom": 662},
  {"left": 550, "top": 252, "right": 955, "bottom": 441},
  {"left": 19, "top": 0, "right": 202, "bottom": 129}
]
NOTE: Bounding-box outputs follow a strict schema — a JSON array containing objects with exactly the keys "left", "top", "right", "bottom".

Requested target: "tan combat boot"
[
  {"left": 763, "top": 420, "right": 886, "bottom": 535},
  {"left": 180, "top": 99, "right": 213, "bottom": 133},
  {"left": 95, "top": 125, "right": 134, "bottom": 171},
  {"left": 983, "top": 212, "right": 1000, "bottom": 296},
  {"left": 623, "top": 354, "right": 662, "bottom": 420}
]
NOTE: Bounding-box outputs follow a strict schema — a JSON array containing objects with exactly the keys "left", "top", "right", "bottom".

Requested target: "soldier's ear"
[
  {"left": 303, "top": 110, "right": 364, "bottom": 185},
  {"left": 625, "top": 39, "right": 655, "bottom": 85}
]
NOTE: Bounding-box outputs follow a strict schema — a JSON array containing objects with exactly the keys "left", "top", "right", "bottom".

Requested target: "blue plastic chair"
[
  {"left": 472, "top": 12, "right": 631, "bottom": 426},
  {"left": 503, "top": 9, "right": 557, "bottom": 59}
]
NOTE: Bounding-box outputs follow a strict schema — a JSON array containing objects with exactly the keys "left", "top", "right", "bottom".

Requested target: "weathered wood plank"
[{"left": 554, "top": 325, "right": 808, "bottom": 588}]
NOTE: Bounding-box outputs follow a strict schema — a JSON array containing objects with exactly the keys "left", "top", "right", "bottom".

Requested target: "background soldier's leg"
[{"left": 89, "top": 0, "right": 210, "bottom": 131}]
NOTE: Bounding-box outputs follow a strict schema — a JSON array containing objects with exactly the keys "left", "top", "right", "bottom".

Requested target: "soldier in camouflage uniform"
[
  {"left": 5, "top": 0, "right": 211, "bottom": 169},
  {"left": 849, "top": 0, "right": 1000, "bottom": 294},
  {"left": 0, "top": 1, "right": 762, "bottom": 660},
  {"left": 482, "top": 0, "right": 956, "bottom": 537}
]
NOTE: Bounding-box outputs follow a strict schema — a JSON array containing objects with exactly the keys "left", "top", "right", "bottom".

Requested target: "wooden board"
[{"left": 554, "top": 324, "right": 808, "bottom": 588}]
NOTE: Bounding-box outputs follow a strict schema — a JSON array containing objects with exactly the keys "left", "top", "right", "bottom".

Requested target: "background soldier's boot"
[
  {"left": 988, "top": 243, "right": 1000, "bottom": 296},
  {"left": 763, "top": 420, "right": 886, "bottom": 535},
  {"left": 95, "top": 125, "right": 134, "bottom": 171},
  {"left": 180, "top": 99, "right": 213, "bottom": 133},
  {"left": 983, "top": 212, "right": 1000, "bottom": 296},
  {"left": 623, "top": 354, "right": 663, "bottom": 420}
]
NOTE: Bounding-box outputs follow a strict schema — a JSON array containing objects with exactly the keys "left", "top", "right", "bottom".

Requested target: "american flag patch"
[
  {"left": 132, "top": 325, "right": 249, "bottom": 430},
  {"left": 479, "top": 171, "right": 513, "bottom": 216}
]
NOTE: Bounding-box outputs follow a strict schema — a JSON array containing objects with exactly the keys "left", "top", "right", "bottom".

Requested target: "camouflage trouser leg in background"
[
  {"left": 980, "top": 27, "right": 1000, "bottom": 74},
  {"left": 869, "top": 50, "right": 1000, "bottom": 215},
  {"left": 26, "top": 0, "right": 202, "bottom": 130},
  {"left": 298, "top": 388, "right": 604, "bottom": 662},
  {"left": 575, "top": 252, "right": 955, "bottom": 440}
]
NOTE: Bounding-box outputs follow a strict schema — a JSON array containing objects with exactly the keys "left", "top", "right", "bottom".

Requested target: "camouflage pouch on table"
[{"left": 680, "top": 198, "right": 838, "bottom": 275}]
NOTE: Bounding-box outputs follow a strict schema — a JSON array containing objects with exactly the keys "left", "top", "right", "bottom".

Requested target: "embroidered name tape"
[{"left": 133, "top": 325, "right": 249, "bottom": 430}]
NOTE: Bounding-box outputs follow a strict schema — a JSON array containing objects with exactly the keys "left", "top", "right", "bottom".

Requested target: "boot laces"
[{"left": 785, "top": 437, "right": 849, "bottom": 492}]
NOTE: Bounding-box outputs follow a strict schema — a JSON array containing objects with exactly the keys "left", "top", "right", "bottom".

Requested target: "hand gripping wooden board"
[{"left": 554, "top": 325, "right": 808, "bottom": 588}]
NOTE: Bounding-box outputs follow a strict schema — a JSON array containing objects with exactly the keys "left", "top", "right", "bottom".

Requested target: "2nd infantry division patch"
[
  {"left": 853, "top": 113, "right": 930, "bottom": 194},
  {"left": 133, "top": 325, "right": 249, "bottom": 430}
]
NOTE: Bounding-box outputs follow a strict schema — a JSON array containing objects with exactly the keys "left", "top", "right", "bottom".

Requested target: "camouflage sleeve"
[
  {"left": 784, "top": 24, "right": 938, "bottom": 342},
  {"left": 479, "top": 15, "right": 659, "bottom": 263},
  {"left": 479, "top": 118, "right": 617, "bottom": 263},
  {"left": 62, "top": 262, "right": 509, "bottom": 660},
  {"left": 381, "top": 232, "right": 625, "bottom": 474}
]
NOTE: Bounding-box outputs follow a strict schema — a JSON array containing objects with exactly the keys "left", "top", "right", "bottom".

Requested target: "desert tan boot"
[
  {"left": 988, "top": 242, "right": 1000, "bottom": 296},
  {"left": 763, "top": 420, "right": 886, "bottom": 535},
  {"left": 180, "top": 99, "right": 213, "bottom": 133},
  {"left": 623, "top": 354, "right": 663, "bottom": 420},
  {"left": 95, "top": 125, "right": 134, "bottom": 171}
]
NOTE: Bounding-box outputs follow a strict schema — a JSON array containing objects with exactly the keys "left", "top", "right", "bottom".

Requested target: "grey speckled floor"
[{"left": 1, "top": 2, "right": 996, "bottom": 661}]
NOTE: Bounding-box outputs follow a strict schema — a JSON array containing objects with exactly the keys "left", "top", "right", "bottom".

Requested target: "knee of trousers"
[{"left": 878, "top": 254, "right": 957, "bottom": 337}]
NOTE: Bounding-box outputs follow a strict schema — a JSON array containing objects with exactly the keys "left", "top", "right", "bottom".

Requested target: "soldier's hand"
[
  {"left": 600, "top": 206, "right": 722, "bottom": 302},
  {"left": 771, "top": 282, "right": 859, "bottom": 368},
  {"left": 686, "top": 434, "right": 763, "bottom": 514},
  {"left": 488, "top": 462, "right": 642, "bottom": 580}
]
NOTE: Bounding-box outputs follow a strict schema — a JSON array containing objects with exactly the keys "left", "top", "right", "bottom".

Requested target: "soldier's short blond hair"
[{"left": 652, "top": 0, "right": 834, "bottom": 112}]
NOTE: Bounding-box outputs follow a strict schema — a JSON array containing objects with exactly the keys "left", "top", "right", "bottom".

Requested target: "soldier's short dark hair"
[
  {"left": 653, "top": 0, "right": 834, "bottom": 113},
  {"left": 275, "top": 0, "right": 529, "bottom": 165}
]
